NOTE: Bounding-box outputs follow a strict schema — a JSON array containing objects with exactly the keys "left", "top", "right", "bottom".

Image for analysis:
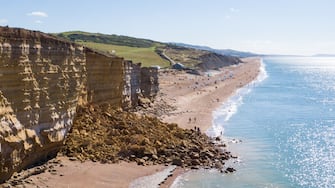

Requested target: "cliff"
[
  {"left": 86, "top": 50, "right": 124, "bottom": 106},
  {"left": 197, "top": 53, "right": 243, "bottom": 70},
  {"left": 163, "top": 45, "right": 243, "bottom": 70},
  {"left": 0, "top": 26, "right": 159, "bottom": 182}
]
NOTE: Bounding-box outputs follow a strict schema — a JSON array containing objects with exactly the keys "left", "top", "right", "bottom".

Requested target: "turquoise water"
[{"left": 172, "top": 57, "right": 335, "bottom": 188}]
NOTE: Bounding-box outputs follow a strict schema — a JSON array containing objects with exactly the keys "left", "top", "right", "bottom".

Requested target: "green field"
[
  {"left": 55, "top": 31, "right": 219, "bottom": 68},
  {"left": 55, "top": 31, "right": 170, "bottom": 67},
  {"left": 78, "top": 41, "right": 170, "bottom": 67},
  {"left": 57, "top": 31, "right": 157, "bottom": 48}
]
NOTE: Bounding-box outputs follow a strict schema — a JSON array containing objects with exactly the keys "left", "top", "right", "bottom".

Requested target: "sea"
[{"left": 171, "top": 56, "right": 335, "bottom": 188}]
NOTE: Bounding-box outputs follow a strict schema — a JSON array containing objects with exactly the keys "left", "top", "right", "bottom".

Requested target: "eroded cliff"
[
  {"left": 163, "top": 45, "right": 243, "bottom": 70},
  {"left": 0, "top": 27, "right": 159, "bottom": 182},
  {"left": 0, "top": 27, "right": 88, "bottom": 182}
]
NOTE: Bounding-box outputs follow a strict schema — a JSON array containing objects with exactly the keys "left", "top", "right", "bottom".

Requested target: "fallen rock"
[
  {"left": 137, "top": 159, "right": 146, "bottom": 166},
  {"left": 225, "top": 167, "right": 236, "bottom": 173},
  {"left": 191, "top": 159, "right": 201, "bottom": 166},
  {"left": 138, "top": 97, "right": 152, "bottom": 108},
  {"left": 60, "top": 105, "right": 233, "bottom": 172},
  {"left": 172, "top": 158, "right": 183, "bottom": 166}
]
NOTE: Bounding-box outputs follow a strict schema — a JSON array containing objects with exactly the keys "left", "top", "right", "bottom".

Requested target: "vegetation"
[
  {"left": 163, "top": 45, "right": 209, "bottom": 68},
  {"left": 54, "top": 31, "right": 236, "bottom": 69},
  {"left": 56, "top": 31, "right": 158, "bottom": 48},
  {"left": 55, "top": 31, "right": 170, "bottom": 67},
  {"left": 78, "top": 41, "right": 169, "bottom": 67}
]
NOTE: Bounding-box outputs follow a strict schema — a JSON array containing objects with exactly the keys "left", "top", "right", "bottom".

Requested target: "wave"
[{"left": 206, "top": 59, "right": 268, "bottom": 137}]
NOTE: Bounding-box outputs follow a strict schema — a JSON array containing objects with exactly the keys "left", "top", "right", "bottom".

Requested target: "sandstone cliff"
[
  {"left": 0, "top": 27, "right": 88, "bottom": 182},
  {"left": 0, "top": 26, "right": 159, "bottom": 182}
]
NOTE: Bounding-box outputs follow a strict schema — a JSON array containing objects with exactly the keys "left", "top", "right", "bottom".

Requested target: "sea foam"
[{"left": 206, "top": 59, "right": 268, "bottom": 137}]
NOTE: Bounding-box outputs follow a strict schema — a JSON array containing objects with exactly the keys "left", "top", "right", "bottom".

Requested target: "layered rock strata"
[
  {"left": 123, "top": 61, "right": 141, "bottom": 109},
  {"left": 0, "top": 27, "right": 88, "bottom": 182},
  {"left": 140, "top": 67, "right": 158, "bottom": 100},
  {"left": 0, "top": 26, "right": 159, "bottom": 182},
  {"left": 86, "top": 50, "right": 124, "bottom": 106}
]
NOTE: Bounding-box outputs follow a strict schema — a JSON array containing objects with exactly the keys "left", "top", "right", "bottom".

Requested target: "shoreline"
[
  {"left": 2, "top": 57, "right": 261, "bottom": 188},
  {"left": 158, "top": 57, "right": 261, "bottom": 133},
  {"left": 151, "top": 57, "right": 262, "bottom": 187}
]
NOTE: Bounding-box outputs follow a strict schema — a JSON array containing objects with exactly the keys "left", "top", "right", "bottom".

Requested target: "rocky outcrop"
[{"left": 0, "top": 26, "right": 159, "bottom": 182}]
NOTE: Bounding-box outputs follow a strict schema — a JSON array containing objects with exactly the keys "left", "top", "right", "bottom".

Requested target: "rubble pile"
[{"left": 61, "top": 105, "right": 234, "bottom": 171}]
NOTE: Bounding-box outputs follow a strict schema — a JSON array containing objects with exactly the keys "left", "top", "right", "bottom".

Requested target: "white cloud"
[
  {"left": 229, "top": 8, "right": 240, "bottom": 13},
  {"left": 224, "top": 8, "right": 240, "bottom": 20},
  {"left": 27, "top": 11, "right": 48, "bottom": 17},
  {"left": 34, "top": 20, "right": 43, "bottom": 24},
  {"left": 0, "top": 18, "right": 8, "bottom": 24}
]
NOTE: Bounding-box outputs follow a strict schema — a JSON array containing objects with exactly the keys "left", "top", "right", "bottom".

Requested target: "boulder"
[
  {"left": 137, "top": 159, "right": 146, "bottom": 166},
  {"left": 172, "top": 158, "right": 183, "bottom": 166},
  {"left": 191, "top": 159, "right": 201, "bottom": 166},
  {"left": 225, "top": 167, "right": 236, "bottom": 173}
]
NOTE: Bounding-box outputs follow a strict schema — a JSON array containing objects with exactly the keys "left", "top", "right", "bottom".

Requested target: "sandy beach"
[
  {"left": 156, "top": 57, "right": 261, "bottom": 186},
  {"left": 159, "top": 57, "right": 261, "bottom": 132},
  {"left": 8, "top": 157, "right": 166, "bottom": 188},
  {"left": 3, "top": 57, "right": 260, "bottom": 188}
]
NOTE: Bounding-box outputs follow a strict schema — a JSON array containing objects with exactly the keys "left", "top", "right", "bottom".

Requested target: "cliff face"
[
  {"left": 164, "top": 45, "right": 243, "bottom": 70},
  {"left": 123, "top": 61, "right": 141, "bottom": 109},
  {"left": 197, "top": 53, "right": 243, "bottom": 70},
  {"left": 140, "top": 67, "right": 158, "bottom": 100},
  {"left": 0, "top": 27, "right": 159, "bottom": 182},
  {"left": 0, "top": 27, "right": 87, "bottom": 182},
  {"left": 86, "top": 50, "right": 124, "bottom": 106},
  {"left": 122, "top": 62, "right": 159, "bottom": 109}
]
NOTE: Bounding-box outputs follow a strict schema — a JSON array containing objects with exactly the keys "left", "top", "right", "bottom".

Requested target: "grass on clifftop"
[
  {"left": 55, "top": 31, "right": 234, "bottom": 69},
  {"left": 57, "top": 31, "right": 157, "bottom": 48},
  {"left": 55, "top": 31, "right": 170, "bottom": 67},
  {"left": 78, "top": 41, "right": 170, "bottom": 67}
]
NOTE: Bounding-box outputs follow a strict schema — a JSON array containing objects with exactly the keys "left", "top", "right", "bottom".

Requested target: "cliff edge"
[{"left": 0, "top": 26, "right": 158, "bottom": 182}]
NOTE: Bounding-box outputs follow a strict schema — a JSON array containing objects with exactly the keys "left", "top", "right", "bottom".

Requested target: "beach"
[
  {"left": 159, "top": 57, "right": 261, "bottom": 132},
  {"left": 170, "top": 56, "right": 335, "bottom": 187},
  {"left": 9, "top": 157, "right": 166, "bottom": 188},
  {"left": 156, "top": 57, "right": 261, "bottom": 186},
  {"left": 3, "top": 57, "right": 261, "bottom": 188}
]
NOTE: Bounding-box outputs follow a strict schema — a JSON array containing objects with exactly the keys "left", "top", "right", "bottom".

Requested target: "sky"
[{"left": 1, "top": 0, "right": 334, "bottom": 55}]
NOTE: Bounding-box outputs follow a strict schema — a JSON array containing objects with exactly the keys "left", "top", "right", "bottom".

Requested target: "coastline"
[
  {"left": 159, "top": 57, "right": 261, "bottom": 133},
  {"left": 154, "top": 57, "right": 262, "bottom": 187},
  {"left": 2, "top": 57, "right": 261, "bottom": 188}
]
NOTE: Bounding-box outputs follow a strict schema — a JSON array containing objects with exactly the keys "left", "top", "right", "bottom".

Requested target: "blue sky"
[{"left": 1, "top": 0, "right": 334, "bottom": 55}]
